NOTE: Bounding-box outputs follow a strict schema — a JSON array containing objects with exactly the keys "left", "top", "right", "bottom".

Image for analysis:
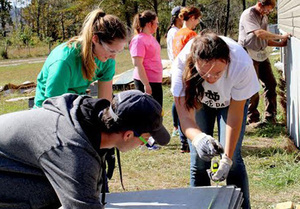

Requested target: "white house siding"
[{"left": 278, "top": 0, "right": 300, "bottom": 148}]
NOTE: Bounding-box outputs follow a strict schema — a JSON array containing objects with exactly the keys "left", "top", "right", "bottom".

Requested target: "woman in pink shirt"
[{"left": 129, "top": 10, "right": 163, "bottom": 106}]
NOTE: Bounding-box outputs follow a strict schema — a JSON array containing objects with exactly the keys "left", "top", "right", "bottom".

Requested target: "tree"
[
  {"left": 0, "top": 0, "right": 13, "bottom": 37},
  {"left": 224, "top": 0, "right": 230, "bottom": 36},
  {"left": 20, "top": 25, "right": 33, "bottom": 55},
  {"left": 0, "top": 37, "right": 11, "bottom": 59}
]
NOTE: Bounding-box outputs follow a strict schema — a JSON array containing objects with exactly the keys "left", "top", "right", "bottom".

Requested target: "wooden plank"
[
  {"left": 113, "top": 69, "right": 134, "bottom": 85},
  {"left": 292, "top": 6, "right": 300, "bottom": 17},
  {"left": 210, "top": 186, "right": 235, "bottom": 209},
  {"left": 105, "top": 186, "right": 243, "bottom": 209},
  {"left": 286, "top": 37, "right": 300, "bottom": 147},
  {"left": 112, "top": 59, "right": 172, "bottom": 86},
  {"left": 278, "top": 18, "right": 293, "bottom": 27},
  {"left": 292, "top": 37, "right": 300, "bottom": 148},
  {"left": 280, "top": 0, "right": 299, "bottom": 13},
  {"left": 278, "top": 11, "right": 293, "bottom": 19},
  {"left": 229, "top": 188, "right": 242, "bottom": 209},
  {"left": 294, "top": 17, "right": 300, "bottom": 28},
  {"left": 278, "top": 0, "right": 291, "bottom": 9},
  {"left": 294, "top": 27, "right": 300, "bottom": 38},
  {"left": 275, "top": 201, "right": 294, "bottom": 209},
  {"left": 278, "top": 24, "right": 294, "bottom": 34}
]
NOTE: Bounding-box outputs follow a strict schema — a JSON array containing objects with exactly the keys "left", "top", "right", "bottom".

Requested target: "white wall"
[{"left": 283, "top": 36, "right": 300, "bottom": 148}]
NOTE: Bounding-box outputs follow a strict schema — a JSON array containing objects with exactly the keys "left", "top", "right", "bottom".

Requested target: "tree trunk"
[
  {"left": 181, "top": 0, "right": 186, "bottom": 6},
  {"left": 61, "top": 12, "right": 65, "bottom": 40},
  {"left": 121, "top": 0, "right": 132, "bottom": 29},
  {"left": 134, "top": 1, "right": 138, "bottom": 14},
  {"left": 242, "top": 0, "right": 246, "bottom": 11},
  {"left": 224, "top": 0, "right": 230, "bottom": 36},
  {"left": 152, "top": 0, "right": 160, "bottom": 43},
  {"left": 37, "top": 0, "right": 41, "bottom": 39}
]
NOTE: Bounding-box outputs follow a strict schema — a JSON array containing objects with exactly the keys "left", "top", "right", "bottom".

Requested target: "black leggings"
[{"left": 134, "top": 79, "right": 163, "bottom": 107}]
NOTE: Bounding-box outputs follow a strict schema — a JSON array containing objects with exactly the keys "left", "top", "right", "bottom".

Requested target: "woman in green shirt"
[{"left": 34, "top": 9, "right": 129, "bottom": 107}]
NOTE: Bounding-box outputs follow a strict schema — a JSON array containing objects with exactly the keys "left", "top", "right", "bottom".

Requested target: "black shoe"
[
  {"left": 247, "top": 118, "right": 260, "bottom": 125},
  {"left": 263, "top": 117, "right": 277, "bottom": 124},
  {"left": 180, "top": 143, "right": 190, "bottom": 153}
]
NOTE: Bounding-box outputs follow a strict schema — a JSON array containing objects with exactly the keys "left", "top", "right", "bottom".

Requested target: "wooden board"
[{"left": 105, "top": 186, "right": 243, "bottom": 209}]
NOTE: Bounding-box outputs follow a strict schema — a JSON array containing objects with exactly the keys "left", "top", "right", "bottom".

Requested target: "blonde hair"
[
  {"left": 132, "top": 10, "right": 157, "bottom": 35},
  {"left": 67, "top": 9, "right": 128, "bottom": 81}
]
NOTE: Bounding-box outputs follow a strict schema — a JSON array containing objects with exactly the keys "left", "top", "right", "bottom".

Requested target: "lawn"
[{"left": 0, "top": 47, "right": 299, "bottom": 209}]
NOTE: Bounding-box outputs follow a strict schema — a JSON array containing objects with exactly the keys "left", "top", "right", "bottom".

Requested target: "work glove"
[
  {"left": 211, "top": 154, "right": 233, "bottom": 182},
  {"left": 192, "top": 133, "right": 224, "bottom": 162}
]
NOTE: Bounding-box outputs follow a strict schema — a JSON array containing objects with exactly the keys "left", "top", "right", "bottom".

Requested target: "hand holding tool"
[
  {"left": 211, "top": 154, "right": 232, "bottom": 182},
  {"left": 192, "top": 133, "right": 224, "bottom": 162},
  {"left": 207, "top": 155, "right": 220, "bottom": 183}
]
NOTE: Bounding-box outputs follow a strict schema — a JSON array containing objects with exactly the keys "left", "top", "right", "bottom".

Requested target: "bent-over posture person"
[
  {"left": 0, "top": 90, "right": 170, "bottom": 209},
  {"left": 171, "top": 30, "right": 260, "bottom": 209},
  {"left": 34, "top": 8, "right": 128, "bottom": 107}
]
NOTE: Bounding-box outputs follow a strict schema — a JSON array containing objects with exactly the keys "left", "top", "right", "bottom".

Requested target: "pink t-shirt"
[{"left": 129, "top": 33, "right": 163, "bottom": 83}]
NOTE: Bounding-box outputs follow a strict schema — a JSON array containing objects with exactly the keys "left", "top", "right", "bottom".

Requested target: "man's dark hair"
[
  {"left": 259, "top": 0, "right": 276, "bottom": 7},
  {"left": 100, "top": 98, "right": 123, "bottom": 133}
]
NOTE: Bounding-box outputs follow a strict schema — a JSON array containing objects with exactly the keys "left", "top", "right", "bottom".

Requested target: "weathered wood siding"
[
  {"left": 278, "top": 0, "right": 300, "bottom": 38},
  {"left": 278, "top": 0, "right": 300, "bottom": 148}
]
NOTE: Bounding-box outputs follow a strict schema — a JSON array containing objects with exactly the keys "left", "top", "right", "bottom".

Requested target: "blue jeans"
[
  {"left": 187, "top": 101, "right": 251, "bottom": 209},
  {"left": 172, "top": 102, "right": 188, "bottom": 145},
  {"left": 172, "top": 102, "right": 179, "bottom": 128}
]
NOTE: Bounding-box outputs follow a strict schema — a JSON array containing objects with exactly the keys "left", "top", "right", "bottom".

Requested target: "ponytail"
[
  {"left": 132, "top": 14, "right": 142, "bottom": 35},
  {"left": 67, "top": 9, "right": 128, "bottom": 81},
  {"left": 132, "top": 10, "right": 157, "bottom": 35},
  {"left": 179, "top": 6, "right": 201, "bottom": 21},
  {"left": 165, "top": 16, "right": 177, "bottom": 38}
]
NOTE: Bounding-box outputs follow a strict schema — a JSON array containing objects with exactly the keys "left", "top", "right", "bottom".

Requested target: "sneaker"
[
  {"left": 180, "top": 143, "right": 190, "bottom": 153},
  {"left": 146, "top": 144, "right": 160, "bottom": 150},
  {"left": 172, "top": 128, "right": 179, "bottom": 137}
]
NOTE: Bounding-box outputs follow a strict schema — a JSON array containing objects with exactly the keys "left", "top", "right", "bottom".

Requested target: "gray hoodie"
[{"left": 0, "top": 94, "right": 109, "bottom": 209}]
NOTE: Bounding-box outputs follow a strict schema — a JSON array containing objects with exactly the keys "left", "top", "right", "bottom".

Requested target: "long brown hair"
[
  {"left": 132, "top": 10, "right": 157, "bottom": 35},
  {"left": 183, "top": 30, "right": 230, "bottom": 110},
  {"left": 67, "top": 9, "right": 128, "bottom": 81}
]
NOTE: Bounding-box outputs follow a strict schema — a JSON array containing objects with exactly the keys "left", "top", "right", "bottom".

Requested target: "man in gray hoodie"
[{"left": 0, "top": 90, "right": 170, "bottom": 209}]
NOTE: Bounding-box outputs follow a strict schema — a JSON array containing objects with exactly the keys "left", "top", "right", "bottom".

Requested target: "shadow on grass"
[
  {"left": 242, "top": 145, "right": 287, "bottom": 158},
  {"left": 166, "top": 143, "right": 181, "bottom": 151},
  {"left": 245, "top": 122, "right": 287, "bottom": 138}
]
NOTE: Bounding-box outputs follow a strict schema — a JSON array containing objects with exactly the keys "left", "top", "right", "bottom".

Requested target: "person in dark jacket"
[{"left": 0, "top": 90, "right": 170, "bottom": 209}]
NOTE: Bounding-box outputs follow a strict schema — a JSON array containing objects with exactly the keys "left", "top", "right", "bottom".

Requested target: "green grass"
[{"left": 0, "top": 48, "right": 299, "bottom": 208}]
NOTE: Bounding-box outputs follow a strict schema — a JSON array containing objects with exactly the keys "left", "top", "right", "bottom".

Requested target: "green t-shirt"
[{"left": 34, "top": 43, "right": 115, "bottom": 107}]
